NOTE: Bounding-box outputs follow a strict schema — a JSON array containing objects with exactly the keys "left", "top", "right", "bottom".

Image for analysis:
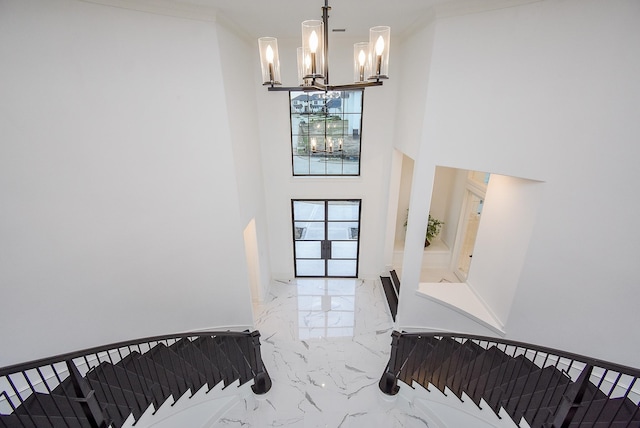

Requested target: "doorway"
[{"left": 292, "top": 199, "right": 361, "bottom": 277}]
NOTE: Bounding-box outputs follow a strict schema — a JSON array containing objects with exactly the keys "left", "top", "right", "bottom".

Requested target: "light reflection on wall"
[{"left": 296, "top": 279, "right": 356, "bottom": 339}]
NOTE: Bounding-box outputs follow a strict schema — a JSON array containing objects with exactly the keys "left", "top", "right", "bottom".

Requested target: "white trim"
[{"left": 416, "top": 283, "right": 506, "bottom": 336}]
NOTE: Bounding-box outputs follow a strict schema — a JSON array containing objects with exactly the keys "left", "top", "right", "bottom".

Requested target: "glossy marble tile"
[{"left": 209, "top": 278, "right": 433, "bottom": 428}]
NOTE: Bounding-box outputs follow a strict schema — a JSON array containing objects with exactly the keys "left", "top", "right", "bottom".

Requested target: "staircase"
[
  {"left": 0, "top": 331, "right": 271, "bottom": 428},
  {"left": 380, "top": 332, "right": 640, "bottom": 427},
  {"left": 380, "top": 269, "right": 401, "bottom": 321}
]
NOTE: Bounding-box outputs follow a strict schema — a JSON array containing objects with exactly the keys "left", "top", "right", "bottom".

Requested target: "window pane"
[
  {"left": 294, "top": 221, "right": 324, "bottom": 240},
  {"left": 290, "top": 90, "right": 363, "bottom": 176}
]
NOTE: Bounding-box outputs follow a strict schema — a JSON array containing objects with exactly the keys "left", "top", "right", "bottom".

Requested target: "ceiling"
[{"left": 172, "top": 0, "right": 455, "bottom": 39}]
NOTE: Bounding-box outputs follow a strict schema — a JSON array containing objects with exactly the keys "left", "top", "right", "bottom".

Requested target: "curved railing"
[
  {"left": 0, "top": 330, "right": 271, "bottom": 428},
  {"left": 379, "top": 331, "right": 640, "bottom": 427}
]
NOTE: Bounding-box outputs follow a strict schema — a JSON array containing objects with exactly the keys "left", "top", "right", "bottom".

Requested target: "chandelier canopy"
[{"left": 258, "top": 0, "right": 390, "bottom": 92}]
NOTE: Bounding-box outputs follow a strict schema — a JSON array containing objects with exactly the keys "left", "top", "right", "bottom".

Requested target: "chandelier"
[{"left": 258, "top": 0, "right": 390, "bottom": 92}]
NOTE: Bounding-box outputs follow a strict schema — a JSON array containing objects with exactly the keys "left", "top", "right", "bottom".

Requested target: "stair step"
[
  {"left": 13, "top": 392, "right": 86, "bottom": 418},
  {"left": 170, "top": 338, "right": 224, "bottom": 390},
  {"left": 192, "top": 336, "right": 244, "bottom": 388},
  {"left": 448, "top": 346, "right": 510, "bottom": 401},
  {"left": 500, "top": 366, "right": 570, "bottom": 421},
  {"left": 379, "top": 276, "right": 397, "bottom": 321},
  {"left": 147, "top": 343, "right": 207, "bottom": 394},
  {"left": 569, "top": 396, "right": 640, "bottom": 425},
  {"left": 430, "top": 340, "right": 486, "bottom": 397},
  {"left": 396, "top": 336, "right": 439, "bottom": 387},
  {"left": 85, "top": 373, "right": 150, "bottom": 421},
  {"left": 467, "top": 355, "right": 540, "bottom": 411},
  {"left": 411, "top": 337, "right": 463, "bottom": 394},
  {"left": 49, "top": 378, "right": 129, "bottom": 427},
  {"left": 0, "top": 413, "right": 90, "bottom": 428},
  {"left": 117, "top": 350, "right": 181, "bottom": 407},
  {"left": 390, "top": 270, "right": 401, "bottom": 295}
]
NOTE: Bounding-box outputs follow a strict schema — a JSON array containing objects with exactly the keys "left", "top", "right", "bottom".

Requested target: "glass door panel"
[
  {"left": 295, "top": 241, "right": 321, "bottom": 258},
  {"left": 292, "top": 199, "right": 361, "bottom": 277},
  {"left": 328, "top": 200, "right": 360, "bottom": 221},
  {"left": 327, "top": 260, "right": 357, "bottom": 277},
  {"left": 331, "top": 241, "right": 358, "bottom": 259}
]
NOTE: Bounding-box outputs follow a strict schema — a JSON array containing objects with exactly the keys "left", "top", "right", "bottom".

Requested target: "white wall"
[
  {"left": 397, "top": 0, "right": 640, "bottom": 366},
  {"left": 257, "top": 36, "right": 399, "bottom": 279},
  {"left": 216, "top": 22, "right": 272, "bottom": 302},
  {"left": 0, "top": 0, "right": 254, "bottom": 366}
]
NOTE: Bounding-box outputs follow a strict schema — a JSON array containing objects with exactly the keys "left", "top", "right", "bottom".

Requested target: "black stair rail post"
[
  {"left": 549, "top": 363, "right": 594, "bottom": 428},
  {"left": 249, "top": 331, "right": 272, "bottom": 395},
  {"left": 379, "top": 331, "right": 402, "bottom": 395},
  {"left": 65, "top": 359, "right": 110, "bottom": 428}
]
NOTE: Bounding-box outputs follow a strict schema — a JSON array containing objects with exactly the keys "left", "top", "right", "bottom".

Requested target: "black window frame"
[{"left": 289, "top": 90, "right": 364, "bottom": 177}]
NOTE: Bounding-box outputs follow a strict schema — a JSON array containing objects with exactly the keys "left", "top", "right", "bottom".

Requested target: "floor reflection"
[{"left": 296, "top": 279, "right": 357, "bottom": 340}]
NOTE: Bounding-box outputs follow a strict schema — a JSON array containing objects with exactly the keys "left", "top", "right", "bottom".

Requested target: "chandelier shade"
[
  {"left": 258, "top": 37, "right": 281, "bottom": 85},
  {"left": 301, "top": 20, "right": 325, "bottom": 79},
  {"left": 368, "top": 26, "right": 390, "bottom": 79},
  {"left": 259, "top": 0, "right": 390, "bottom": 92},
  {"left": 353, "top": 42, "right": 370, "bottom": 83}
]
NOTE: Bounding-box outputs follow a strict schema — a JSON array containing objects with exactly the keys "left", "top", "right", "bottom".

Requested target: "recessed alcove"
[{"left": 393, "top": 163, "right": 544, "bottom": 331}]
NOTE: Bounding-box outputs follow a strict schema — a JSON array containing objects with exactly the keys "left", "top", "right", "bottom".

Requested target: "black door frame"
[{"left": 291, "top": 199, "right": 362, "bottom": 278}]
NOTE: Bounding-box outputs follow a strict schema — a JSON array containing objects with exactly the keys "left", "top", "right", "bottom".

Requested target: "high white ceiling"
[{"left": 173, "top": 0, "right": 454, "bottom": 39}]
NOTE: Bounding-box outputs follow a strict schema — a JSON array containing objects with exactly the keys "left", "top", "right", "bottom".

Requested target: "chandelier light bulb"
[
  {"left": 375, "top": 36, "right": 385, "bottom": 56},
  {"left": 309, "top": 31, "right": 319, "bottom": 53},
  {"left": 266, "top": 45, "right": 274, "bottom": 63},
  {"left": 358, "top": 49, "right": 366, "bottom": 67}
]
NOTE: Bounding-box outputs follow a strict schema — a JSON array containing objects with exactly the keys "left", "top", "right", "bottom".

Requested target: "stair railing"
[
  {"left": 379, "top": 331, "right": 640, "bottom": 427},
  {"left": 0, "top": 330, "right": 271, "bottom": 428}
]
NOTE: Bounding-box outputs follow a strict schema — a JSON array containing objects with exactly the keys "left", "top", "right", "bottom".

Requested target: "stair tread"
[
  {"left": 170, "top": 338, "right": 225, "bottom": 390},
  {"left": 192, "top": 336, "right": 245, "bottom": 387},
  {"left": 0, "top": 413, "right": 90, "bottom": 428},
  {"left": 148, "top": 343, "right": 207, "bottom": 393},
  {"left": 118, "top": 350, "right": 184, "bottom": 405},
  {"left": 447, "top": 346, "right": 510, "bottom": 400},
  {"left": 410, "top": 337, "right": 463, "bottom": 393},
  {"left": 379, "top": 276, "right": 398, "bottom": 321}
]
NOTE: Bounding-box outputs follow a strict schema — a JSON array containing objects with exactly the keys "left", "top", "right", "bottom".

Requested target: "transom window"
[{"left": 290, "top": 90, "right": 363, "bottom": 176}]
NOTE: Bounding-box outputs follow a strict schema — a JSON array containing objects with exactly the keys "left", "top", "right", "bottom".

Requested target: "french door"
[{"left": 292, "top": 199, "right": 361, "bottom": 277}]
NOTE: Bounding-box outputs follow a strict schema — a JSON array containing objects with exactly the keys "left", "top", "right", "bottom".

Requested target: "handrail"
[
  {"left": 398, "top": 332, "right": 640, "bottom": 378},
  {"left": 0, "top": 330, "right": 253, "bottom": 376},
  {"left": 380, "top": 331, "right": 640, "bottom": 427},
  {"left": 0, "top": 330, "right": 271, "bottom": 428}
]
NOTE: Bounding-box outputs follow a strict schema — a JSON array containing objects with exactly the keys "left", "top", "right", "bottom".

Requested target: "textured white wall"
[
  {"left": 0, "top": 0, "right": 253, "bottom": 366},
  {"left": 397, "top": 0, "right": 640, "bottom": 366}
]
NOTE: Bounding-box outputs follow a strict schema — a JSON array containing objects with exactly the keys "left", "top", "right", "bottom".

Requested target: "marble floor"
[{"left": 210, "top": 278, "right": 433, "bottom": 428}]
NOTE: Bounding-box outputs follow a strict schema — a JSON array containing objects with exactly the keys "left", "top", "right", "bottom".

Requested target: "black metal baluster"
[
  {"left": 34, "top": 366, "right": 74, "bottom": 427},
  {"left": 7, "top": 373, "right": 35, "bottom": 428}
]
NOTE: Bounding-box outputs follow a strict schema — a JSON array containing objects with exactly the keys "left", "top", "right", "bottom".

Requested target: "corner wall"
[
  {"left": 397, "top": 0, "right": 640, "bottom": 366},
  {"left": 0, "top": 0, "right": 253, "bottom": 366}
]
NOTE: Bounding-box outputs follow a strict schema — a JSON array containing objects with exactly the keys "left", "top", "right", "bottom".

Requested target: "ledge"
[{"left": 416, "top": 282, "right": 505, "bottom": 336}]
